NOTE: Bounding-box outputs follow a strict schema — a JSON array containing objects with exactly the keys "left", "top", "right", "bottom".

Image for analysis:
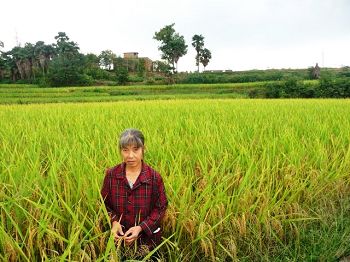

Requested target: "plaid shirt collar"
[{"left": 114, "top": 161, "right": 152, "bottom": 185}]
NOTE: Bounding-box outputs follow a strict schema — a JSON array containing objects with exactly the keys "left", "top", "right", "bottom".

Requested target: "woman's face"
[{"left": 121, "top": 144, "right": 144, "bottom": 168}]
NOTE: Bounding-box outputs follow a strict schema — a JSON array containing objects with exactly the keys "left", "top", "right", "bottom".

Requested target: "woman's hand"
[
  {"left": 111, "top": 221, "right": 124, "bottom": 241},
  {"left": 124, "top": 226, "right": 142, "bottom": 245}
]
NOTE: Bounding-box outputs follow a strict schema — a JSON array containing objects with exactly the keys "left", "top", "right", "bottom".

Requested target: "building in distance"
[{"left": 123, "top": 52, "right": 153, "bottom": 72}]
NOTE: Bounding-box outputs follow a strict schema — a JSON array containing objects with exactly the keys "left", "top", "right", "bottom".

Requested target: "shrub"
[
  {"left": 128, "top": 75, "right": 144, "bottom": 83},
  {"left": 316, "top": 77, "right": 350, "bottom": 98},
  {"left": 47, "top": 53, "right": 92, "bottom": 87},
  {"left": 145, "top": 78, "right": 156, "bottom": 85},
  {"left": 264, "top": 79, "right": 315, "bottom": 98},
  {"left": 116, "top": 67, "right": 128, "bottom": 85}
]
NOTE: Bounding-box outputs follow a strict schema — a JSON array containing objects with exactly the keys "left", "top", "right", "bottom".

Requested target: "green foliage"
[
  {"left": 317, "top": 76, "right": 350, "bottom": 98},
  {"left": 178, "top": 68, "right": 349, "bottom": 85},
  {"left": 191, "top": 34, "right": 211, "bottom": 72},
  {"left": 84, "top": 53, "right": 114, "bottom": 81},
  {"left": 85, "top": 67, "right": 114, "bottom": 81},
  {"left": 154, "top": 23, "right": 188, "bottom": 73},
  {"left": 179, "top": 69, "right": 291, "bottom": 84},
  {"left": 264, "top": 75, "right": 350, "bottom": 98},
  {"left": 308, "top": 66, "right": 315, "bottom": 79},
  {"left": 47, "top": 33, "right": 92, "bottom": 87},
  {"left": 264, "top": 82, "right": 284, "bottom": 98},
  {"left": 54, "top": 32, "right": 79, "bottom": 56},
  {"left": 128, "top": 74, "right": 144, "bottom": 83},
  {"left": 339, "top": 66, "right": 350, "bottom": 77},
  {"left": 114, "top": 57, "right": 128, "bottom": 85},
  {"left": 34, "top": 41, "right": 56, "bottom": 75},
  {"left": 47, "top": 55, "right": 93, "bottom": 87},
  {"left": 192, "top": 34, "right": 204, "bottom": 72},
  {"left": 116, "top": 70, "right": 128, "bottom": 85},
  {"left": 145, "top": 77, "right": 156, "bottom": 85},
  {"left": 265, "top": 79, "right": 316, "bottom": 98},
  {"left": 2, "top": 31, "right": 350, "bottom": 89},
  {"left": 98, "top": 50, "right": 116, "bottom": 70},
  {"left": 0, "top": 83, "right": 258, "bottom": 104},
  {"left": 152, "top": 60, "right": 172, "bottom": 75},
  {"left": 137, "top": 58, "right": 146, "bottom": 77},
  {"left": 84, "top": 53, "right": 100, "bottom": 68},
  {"left": 0, "top": 56, "right": 6, "bottom": 80},
  {"left": 200, "top": 48, "right": 212, "bottom": 70}
]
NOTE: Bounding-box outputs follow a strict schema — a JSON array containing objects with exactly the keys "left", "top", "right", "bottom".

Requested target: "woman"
[{"left": 101, "top": 128, "right": 168, "bottom": 253}]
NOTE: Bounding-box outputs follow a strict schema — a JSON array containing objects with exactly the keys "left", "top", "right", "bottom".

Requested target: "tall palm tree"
[
  {"left": 9, "top": 43, "right": 37, "bottom": 80},
  {"left": 191, "top": 34, "right": 204, "bottom": 72},
  {"left": 34, "top": 41, "right": 56, "bottom": 75},
  {"left": 23, "top": 43, "right": 35, "bottom": 80},
  {"left": 10, "top": 46, "right": 26, "bottom": 79},
  {"left": 200, "top": 48, "right": 212, "bottom": 71}
]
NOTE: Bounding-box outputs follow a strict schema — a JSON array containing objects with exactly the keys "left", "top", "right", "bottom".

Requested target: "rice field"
[
  {"left": 1, "top": 99, "right": 350, "bottom": 261},
  {"left": 0, "top": 83, "right": 266, "bottom": 104}
]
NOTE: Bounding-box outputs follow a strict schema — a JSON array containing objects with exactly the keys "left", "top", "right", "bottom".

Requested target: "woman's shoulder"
[
  {"left": 105, "top": 163, "right": 124, "bottom": 176},
  {"left": 143, "top": 162, "right": 163, "bottom": 181}
]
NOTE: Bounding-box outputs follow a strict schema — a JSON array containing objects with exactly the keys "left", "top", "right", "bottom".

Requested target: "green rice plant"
[{"left": 1, "top": 99, "right": 350, "bottom": 261}]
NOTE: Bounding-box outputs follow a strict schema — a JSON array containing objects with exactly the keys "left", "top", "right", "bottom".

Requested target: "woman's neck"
[{"left": 125, "top": 163, "right": 142, "bottom": 174}]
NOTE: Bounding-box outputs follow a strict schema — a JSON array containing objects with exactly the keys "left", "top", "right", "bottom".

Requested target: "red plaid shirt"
[{"left": 101, "top": 161, "right": 168, "bottom": 247}]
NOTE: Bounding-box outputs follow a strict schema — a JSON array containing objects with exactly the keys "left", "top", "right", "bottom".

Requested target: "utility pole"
[{"left": 15, "top": 29, "right": 20, "bottom": 47}]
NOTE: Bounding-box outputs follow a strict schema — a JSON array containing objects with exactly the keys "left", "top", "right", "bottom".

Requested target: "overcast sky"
[{"left": 1, "top": 0, "right": 349, "bottom": 72}]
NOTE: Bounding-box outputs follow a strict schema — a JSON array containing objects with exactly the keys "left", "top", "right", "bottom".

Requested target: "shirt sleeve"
[
  {"left": 139, "top": 173, "right": 168, "bottom": 236},
  {"left": 101, "top": 169, "right": 119, "bottom": 224}
]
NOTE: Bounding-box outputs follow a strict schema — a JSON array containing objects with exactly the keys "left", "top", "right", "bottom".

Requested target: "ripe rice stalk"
[{"left": 1, "top": 99, "right": 350, "bottom": 260}]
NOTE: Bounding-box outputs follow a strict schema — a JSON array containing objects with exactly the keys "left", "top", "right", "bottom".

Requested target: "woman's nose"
[{"left": 128, "top": 151, "right": 135, "bottom": 158}]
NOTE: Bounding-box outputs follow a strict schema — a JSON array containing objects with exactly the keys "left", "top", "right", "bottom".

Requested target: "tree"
[
  {"left": 47, "top": 32, "right": 91, "bottom": 86},
  {"left": 54, "top": 32, "right": 79, "bottom": 58},
  {"left": 34, "top": 41, "right": 56, "bottom": 75},
  {"left": 84, "top": 53, "right": 112, "bottom": 80},
  {"left": 47, "top": 52, "right": 91, "bottom": 86},
  {"left": 152, "top": 60, "right": 171, "bottom": 74},
  {"left": 2, "top": 40, "right": 55, "bottom": 82},
  {"left": 137, "top": 58, "right": 146, "bottom": 77},
  {"left": 10, "top": 46, "right": 28, "bottom": 80},
  {"left": 0, "top": 41, "right": 4, "bottom": 79},
  {"left": 0, "top": 54, "right": 5, "bottom": 80},
  {"left": 1, "top": 51, "right": 19, "bottom": 81},
  {"left": 200, "top": 48, "right": 212, "bottom": 70},
  {"left": 192, "top": 34, "right": 204, "bottom": 72},
  {"left": 22, "top": 43, "right": 35, "bottom": 80},
  {"left": 99, "top": 50, "right": 116, "bottom": 70},
  {"left": 115, "top": 57, "right": 128, "bottom": 85},
  {"left": 153, "top": 23, "right": 187, "bottom": 74},
  {"left": 85, "top": 53, "right": 100, "bottom": 68}
]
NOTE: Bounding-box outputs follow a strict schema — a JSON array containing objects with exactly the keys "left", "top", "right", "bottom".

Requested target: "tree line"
[{"left": 0, "top": 24, "right": 212, "bottom": 86}]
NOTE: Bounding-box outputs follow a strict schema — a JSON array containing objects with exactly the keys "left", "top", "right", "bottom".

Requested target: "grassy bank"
[{"left": 0, "top": 82, "right": 268, "bottom": 104}]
